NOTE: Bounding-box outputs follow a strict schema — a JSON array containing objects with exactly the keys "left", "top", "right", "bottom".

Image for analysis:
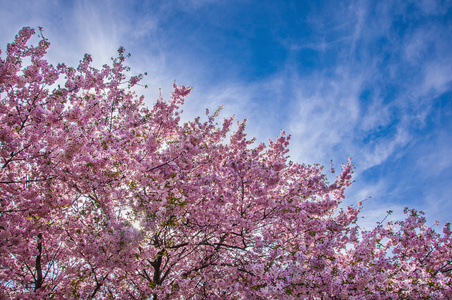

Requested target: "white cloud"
[
  {"left": 362, "top": 127, "right": 410, "bottom": 169},
  {"left": 416, "top": 131, "right": 452, "bottom": 177},
  {"left": 72, "top": 1, "right": 121, "bottom": 66},
  {"left": 287, "top": 67, "right": 363, "bottom": 164},
  {"left": 413, "top": 0, "right": 452, "bottom": 16},
  {"left": 423, "top": 62, "right": 452, "bottom": 94}
]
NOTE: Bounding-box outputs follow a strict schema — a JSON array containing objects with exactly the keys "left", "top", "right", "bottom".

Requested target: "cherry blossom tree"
[{"left": 1, "top": 27, "right": 451, "bottom": 299}]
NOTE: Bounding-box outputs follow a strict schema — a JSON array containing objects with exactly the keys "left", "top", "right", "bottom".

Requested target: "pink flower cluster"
[{"left": 1, "top": 27, "right": 451, "bottom": 299}]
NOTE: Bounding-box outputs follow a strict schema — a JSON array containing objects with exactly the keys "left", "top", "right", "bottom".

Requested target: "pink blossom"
[{"left": 1, "top": 27, "right": 451, "bottom": 299}]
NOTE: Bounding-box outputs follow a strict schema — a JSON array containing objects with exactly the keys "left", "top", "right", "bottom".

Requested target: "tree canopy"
[{"left": 1, "top": 27, "right": 451, "bottom": 299}]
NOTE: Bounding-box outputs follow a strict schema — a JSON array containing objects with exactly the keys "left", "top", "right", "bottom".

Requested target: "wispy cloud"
[
  {"left": 72, "top": 1, "right": 121, "bottom": 65},
  {"left": 287, "top": 67, "right": 362, "bottom": 164}
]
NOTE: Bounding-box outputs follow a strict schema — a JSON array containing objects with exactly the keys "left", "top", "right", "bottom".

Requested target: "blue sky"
[{"left": 1, "top": 0, "right": 452, "bottom": 229}]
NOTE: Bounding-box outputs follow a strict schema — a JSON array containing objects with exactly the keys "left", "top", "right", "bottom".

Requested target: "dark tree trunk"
[
  {"left": 34, "top": 233, "right": 43, "bottom": 291},
  {"left": 151, "top": 249, "right": 165, "bottom": 300}
]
